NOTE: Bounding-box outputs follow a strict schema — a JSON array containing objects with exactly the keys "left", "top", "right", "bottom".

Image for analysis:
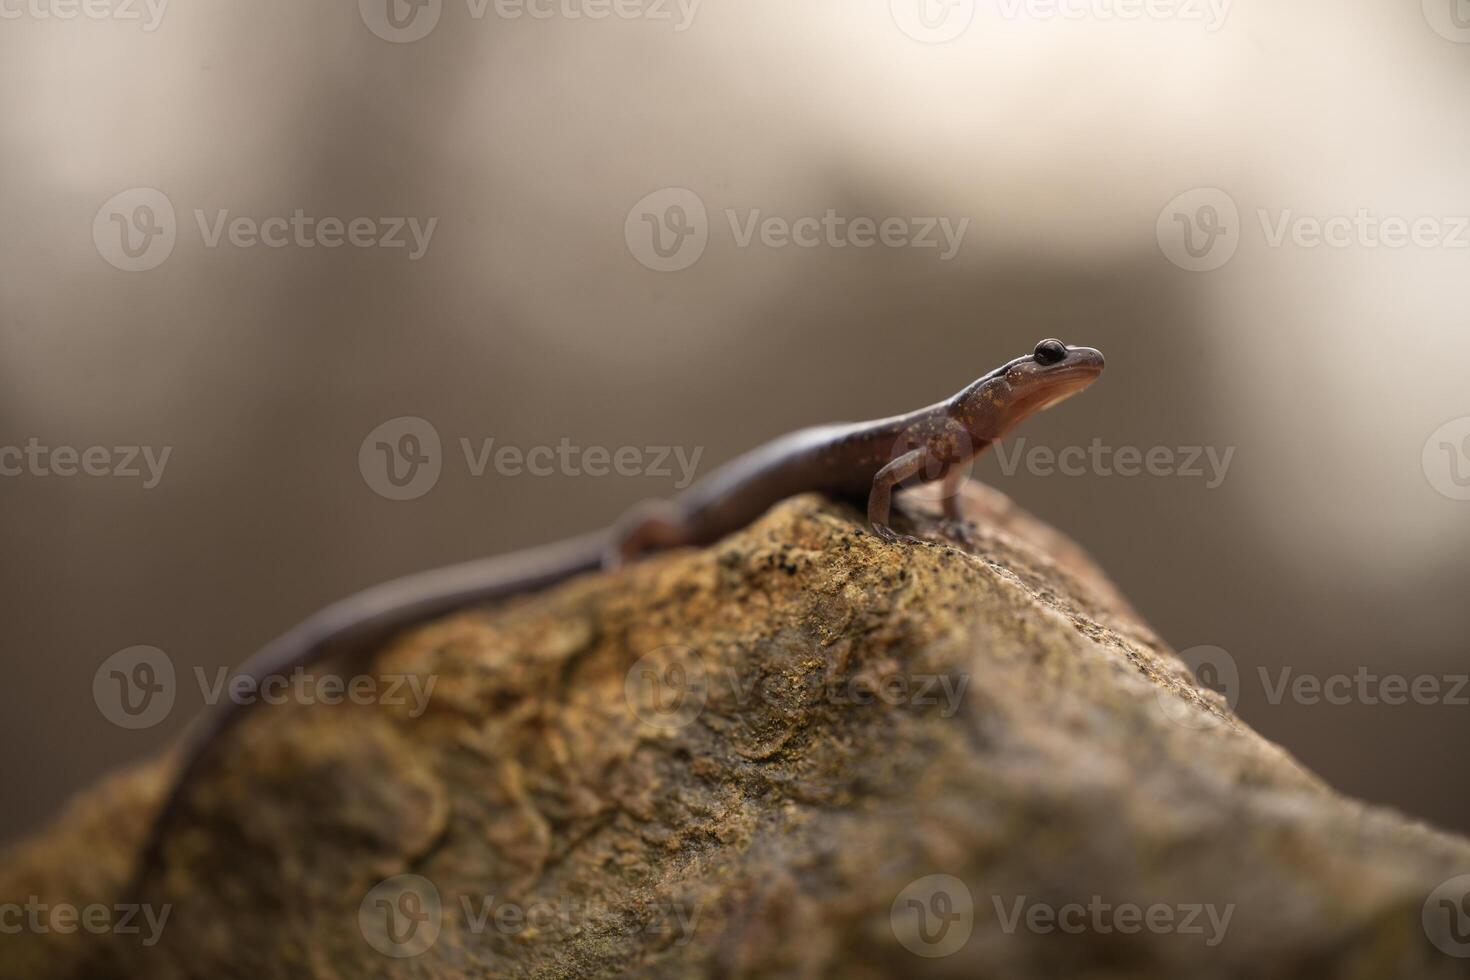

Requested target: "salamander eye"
[{"left": 1033, "top": 339, "right": 1067, "bottom": 365}]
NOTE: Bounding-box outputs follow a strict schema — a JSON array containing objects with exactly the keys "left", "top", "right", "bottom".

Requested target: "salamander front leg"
[
  {"left": 940, "top": 464, "right": 969, "bottom": 522},
  {"left": 936, "top": 463, "right": 980, "bottom": 545},
  {"left": 868, "top": 449, "right": 927, "bottom": 544},
  {"left": 605, "top": 499, "right": 694, "bottom": 569}
]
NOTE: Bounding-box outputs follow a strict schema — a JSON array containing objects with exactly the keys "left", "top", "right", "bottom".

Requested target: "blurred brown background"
[{"left": 3, "top": 1, "right": 1469, "bottom": 845}]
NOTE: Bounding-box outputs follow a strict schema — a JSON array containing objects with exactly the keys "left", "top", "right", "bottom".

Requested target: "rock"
[{"left": 4, "top": 485, "right": 1469, "bottom": 978}]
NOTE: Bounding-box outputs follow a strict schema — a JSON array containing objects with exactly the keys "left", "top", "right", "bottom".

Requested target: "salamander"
[{"left": 133, "top": 338, "right": 1103, "bottom": 890}]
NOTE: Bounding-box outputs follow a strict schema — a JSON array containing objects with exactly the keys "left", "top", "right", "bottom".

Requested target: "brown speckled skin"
[{"left": 134, "top": 340, "right": 1102, "bottom": 896}]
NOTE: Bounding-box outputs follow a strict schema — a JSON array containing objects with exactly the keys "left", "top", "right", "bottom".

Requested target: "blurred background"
[{"left": 3, "top": 0, "right": 1469, "bottom": 845}]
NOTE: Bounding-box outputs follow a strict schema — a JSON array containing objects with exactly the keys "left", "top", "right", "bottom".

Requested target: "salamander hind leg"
[{"left": 605, "top": 499, "right": 695, "bottom": 569}]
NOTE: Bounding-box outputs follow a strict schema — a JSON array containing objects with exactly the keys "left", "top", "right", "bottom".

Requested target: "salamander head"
[{"left": 954, "top": 339, "right": 1105, "bottom": 441}]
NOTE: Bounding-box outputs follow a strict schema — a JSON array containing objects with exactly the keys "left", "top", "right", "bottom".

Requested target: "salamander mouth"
[
  {"left": 1040, "top": 388, "right": 1082, "bottom": 411},
  {"left": 1031, "top": 352, "right": 1105, "bottom": 408}
]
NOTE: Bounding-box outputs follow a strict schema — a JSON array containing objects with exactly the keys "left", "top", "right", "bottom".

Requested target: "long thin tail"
[{"left": 131, "top": 529, "right": 608, "bottom": 898}]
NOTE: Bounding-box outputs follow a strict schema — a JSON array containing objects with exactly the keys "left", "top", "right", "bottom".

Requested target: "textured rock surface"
[{"left": 5, "top": 485, "right": 1470, "bottom": 978}]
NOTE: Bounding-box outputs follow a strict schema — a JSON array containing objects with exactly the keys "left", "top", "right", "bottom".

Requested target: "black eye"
[{"left": 1034, "top": 339, "right": 1067, "bottom": 365}]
